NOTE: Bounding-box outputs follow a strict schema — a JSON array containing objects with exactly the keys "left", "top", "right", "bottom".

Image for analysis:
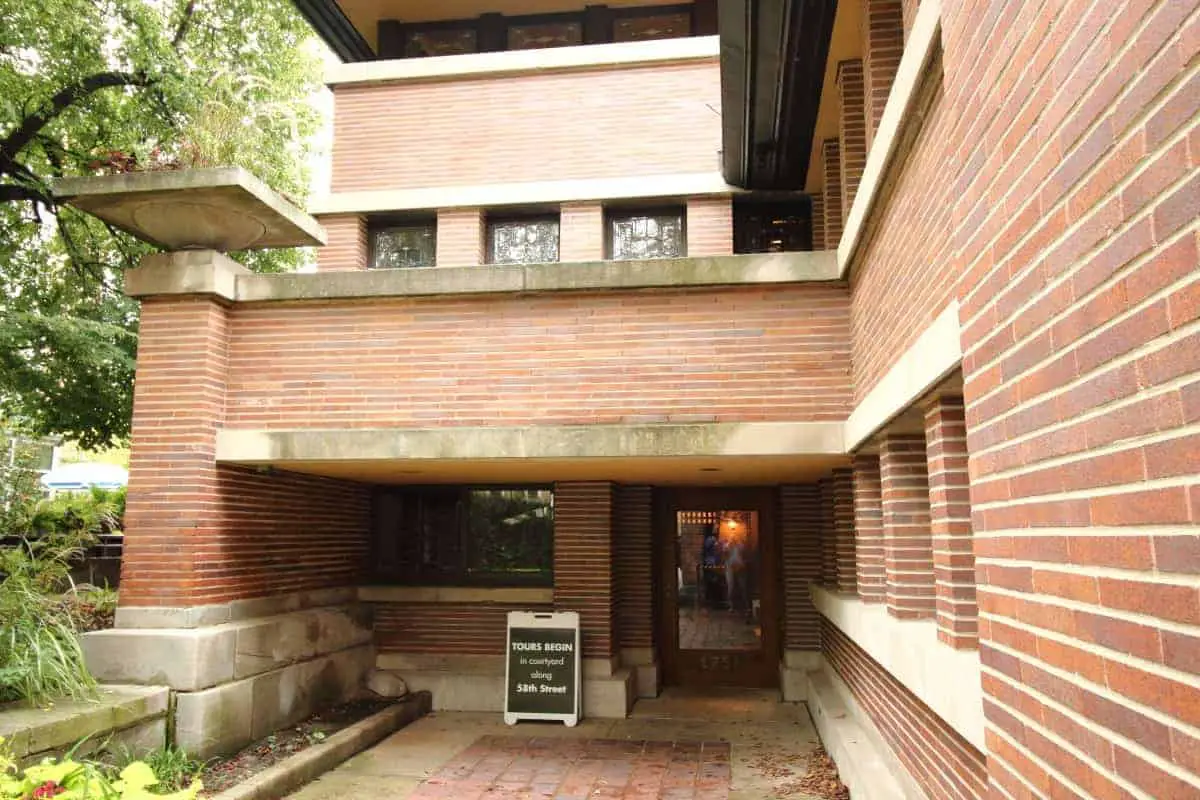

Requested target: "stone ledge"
[
  {"left": 53, "top": 167, "right": 326, "bottom": 251},
  {"left": 230, "top": 251, "right": 838, "bottom": 302},
  {"left": 310, "top": 172, "right": 738, "bottom": 215},
  {"left": 843, "top": 300, "right": 962, "bottom": 452},
  {"left": 208, "top": 692, "right": 432, "bottom": 800},
  {"left": 326, "top": 35, "right": 718, "bottom": 87},
  {"left": 215, "top": 421, "right": 848, "bottom": 464},
  {"left": 358, "top": 586, "right": 553, "bottom": 605},
  {"left": 115, "top": 586, "right": 358, "bottom": 629},
  {"left": 810, "top": 585, "right": 985, "bottom": 750},
  {"left": 805, "top": 664, "right": 924, "bottom": 799},
  {"left": 0, "top": 685, "right": 168, "bottom": 761}
]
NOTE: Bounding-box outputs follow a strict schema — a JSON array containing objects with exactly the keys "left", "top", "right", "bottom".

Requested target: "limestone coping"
[
  {"left": 126, "top": 250, "right": 840, "bottom": 303},
  {"left": 215, "top": 422, "right": 848, "bottom": 464},
  {"left": 52, "top": 167, "right": 326, "bottom": 251},
  {"left": 326, "top": 35, "right": 719, "bottom": 87},
  {"left": 0, "top": 685, "right": 168, "bottom": 760},
  {"left": 358, "top": 586, "right": 554, "bottom": 605}
]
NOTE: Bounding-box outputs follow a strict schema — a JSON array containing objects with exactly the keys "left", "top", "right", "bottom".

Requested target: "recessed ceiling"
[
  {"left": 336, "top": 0, "right": 683, "bottom": 49},
  {"left": 805, "top": 0, "right": 863, "bottom": 194}
]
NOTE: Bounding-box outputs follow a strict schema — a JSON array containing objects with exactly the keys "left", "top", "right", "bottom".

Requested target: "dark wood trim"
[
  {"left": 478, "top": 12, "right": 507, "bottom": 52},
  {"left": 583, "top": 4, "right": 615, "bottom": 44},
  {"left": 654, "top": 486, "right": 782, "bottom": 689},
  {"left": 720, "top": 0, "right": 836, "bottom": 189},
  {"left": 378, "top": 2, "right": 700, "bottom": 59},
  {"left": 693, "top": 0, "right": 718, "bottom": 35},
  {"left": 292, "top": 0, "right": 375, "bottom": 62}
]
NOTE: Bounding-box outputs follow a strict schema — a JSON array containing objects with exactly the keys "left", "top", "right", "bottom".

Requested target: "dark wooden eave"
[
  {"left": 292, "top": 0, "right": 375, "bottom": 62},
  {"left": 719, "top": 0, "right": 837, "bottom": 189}
]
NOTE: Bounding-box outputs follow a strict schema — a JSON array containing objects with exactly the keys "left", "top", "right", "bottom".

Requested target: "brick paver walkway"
[{"left": 408, "top": 735, "right": 732, "bottom": 800}]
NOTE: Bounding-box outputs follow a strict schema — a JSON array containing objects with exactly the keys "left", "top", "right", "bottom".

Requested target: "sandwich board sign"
[{"left": 504, "top": 610, "right": 581, "bottom": 726}]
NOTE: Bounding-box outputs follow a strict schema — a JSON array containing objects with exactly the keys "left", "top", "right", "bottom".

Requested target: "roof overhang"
[
  {"left": 719, "top": 0, "right": 837, "bottom": 189},
  {"left": 292, "top": 0, "right": 374, "bottom": 61}
]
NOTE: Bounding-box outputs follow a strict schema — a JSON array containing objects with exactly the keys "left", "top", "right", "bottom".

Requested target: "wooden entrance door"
[{"left": 655, "top": 487, "right": 780, "bottom": 688}]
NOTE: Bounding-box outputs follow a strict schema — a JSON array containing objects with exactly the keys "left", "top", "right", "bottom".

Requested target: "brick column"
[
  {"left": 924, "top": 396, "right": 978, "bottom": 649},
  {"left": 863, "top": 0, "right": 905, "bottom": 149},
  {"left": 780, "top": 485, "right": 822, "bottom": 653},
  {"left": 821, "top": 140, "right": 844, "bottom": 249},
  {"left": 686, "top": 195, "right": 733, "bottom": 256},
  {"left": 614, "top": 485, "right": 658, "bottom": 696},
  {"left": 120, "top": 296, "right": 229, "bottom": 608},
  {"left": 832, "top": 468, "right": 857, "bottom": 592},
  {"left": 553, "top": 481, "right": 615, "bottom": 658},
  {"left": 315, "top": 214, "right": 367, "bottom": 272},
  {"left": 879, "top": 434, "right": 935, "bottom": 618},
  {"left": 818, "top": 477, "right": 837, "bottom": 586},
  {"left": 560, "top": 201, "right": 604, "bottom": 262},
  {"left": 436, "top": 207, "right": 485, "bottom": 266},
  {"left": 836, "top": 60, "right": 867, "bottom": 216},
  {"left": 852, "top": 454, "right": 885, "bottom": 602},
  {"left": 811, "top": 195, "right": 826, "bottom": 250}
]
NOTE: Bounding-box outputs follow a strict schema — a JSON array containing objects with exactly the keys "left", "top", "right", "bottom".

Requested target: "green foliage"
[
  {"left": 0, "top": 443, "right": 43, "bottom": 538},
  {"left": 137, "top": 748, "right": 203, "bottom": 794},
  {"left": 0, "top": 739, "right": 202, "bottom": 799},
  {"left": 0, "top": 483, "right": 124, "bottom": 703},
  {"left": 0, "top": 0, "right": 323, "bottom": 448}
]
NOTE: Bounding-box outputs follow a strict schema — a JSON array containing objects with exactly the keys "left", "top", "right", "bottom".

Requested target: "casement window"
[
  {"left": 733, "top": 201, "right": 812, "bottom": 254},
  {"left": 370, "top": 221, "right": 436, "bottom": 269},
  {"left": 372, "top": 487, "right": 554, "bottom": 586},
  {"left": 608, "top": 208, "right": 685, "bottom": 260},
  {"left": 487, "top": 216, "right": 560, "bottom": 265}
]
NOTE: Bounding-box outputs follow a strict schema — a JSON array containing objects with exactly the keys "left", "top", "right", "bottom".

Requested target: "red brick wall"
[
  {"left": 121, "top": 299, "right": 371, "bottom": 608},
  {"left": 223, "top": 285, "right": 851, "bottom": 429},
  {"left": 848, "top": 71, "right": 955, "bottom": 404},
  {"left": 849, "top": 0, "right": 1200, "bottom": 793},
  {"left": 330, "top": 59, "right": 721, "bottom": 193},
  {"left": 374, "top": 601, "right": 552, "bottom": 655},
  {"left": 949, "top": 0, "right": 1200, "bottom": 793},
  {"left": 822, "top": 619, "right": 989, "bottom": 799},
  {"left": 685, "top": 196, "right": 733, "bottom": 256},
  {"left": 554, "top": 482, "right": 615, "bottom": 658},
  {"left": 560, "top": 202, "right": 605, "bottom": 262},
  {"left": 317, "top": 214, "right": 368, "bottom": 272},
  {"left": 436, "top": 208, "right": 484, "bottom": 267}
]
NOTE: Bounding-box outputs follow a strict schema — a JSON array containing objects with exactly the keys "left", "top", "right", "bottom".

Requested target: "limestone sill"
[{"left": 125, "top": 250, "right": 841, "bottom": 304}]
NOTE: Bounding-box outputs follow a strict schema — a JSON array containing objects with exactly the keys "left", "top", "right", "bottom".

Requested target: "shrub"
[
  {"left": 0, "top": 738, "right": 202, "bottom": 799},
  {"left": 0, "top": 522, "right": 100, "bottom": 705},
  {"left": 0, "top": 473, "right": 125, "bottom": 704}
]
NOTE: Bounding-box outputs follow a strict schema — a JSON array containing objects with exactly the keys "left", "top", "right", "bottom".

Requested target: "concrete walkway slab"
[{"left": 287, "top": 689, "right": 825, "bottom": 800}]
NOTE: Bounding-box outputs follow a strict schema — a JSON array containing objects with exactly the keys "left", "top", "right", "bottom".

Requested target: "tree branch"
[
  {"left": 0, "top": 184, "right": 52, "bottom": 207},
  {"left": 0, "top": 71, "right": 152, "bottom": 174},
  {"left": 173, "top": 1, "right": 197, "bottom": 48}
]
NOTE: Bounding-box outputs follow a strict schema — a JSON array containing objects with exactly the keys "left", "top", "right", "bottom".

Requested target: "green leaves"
[{"left": 0, "top": 0, "right": 321, "bottom": 447}]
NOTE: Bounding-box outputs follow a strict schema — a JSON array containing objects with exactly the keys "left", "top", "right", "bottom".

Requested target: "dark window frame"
[
  {"left": 370, "top": 485, "right": 554, "bottom": 587},
  {"left": 378, "top": 2, "right": 706, "bottom": 59},
  {"left": 605, "top": 205, "right": 687, "bottom": 261},
  {"left": 368, "top": 215, "right": 437, "bottom": 269},
  {"left": 486, "top": 212, "right": 561, "bottom": 265}
]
